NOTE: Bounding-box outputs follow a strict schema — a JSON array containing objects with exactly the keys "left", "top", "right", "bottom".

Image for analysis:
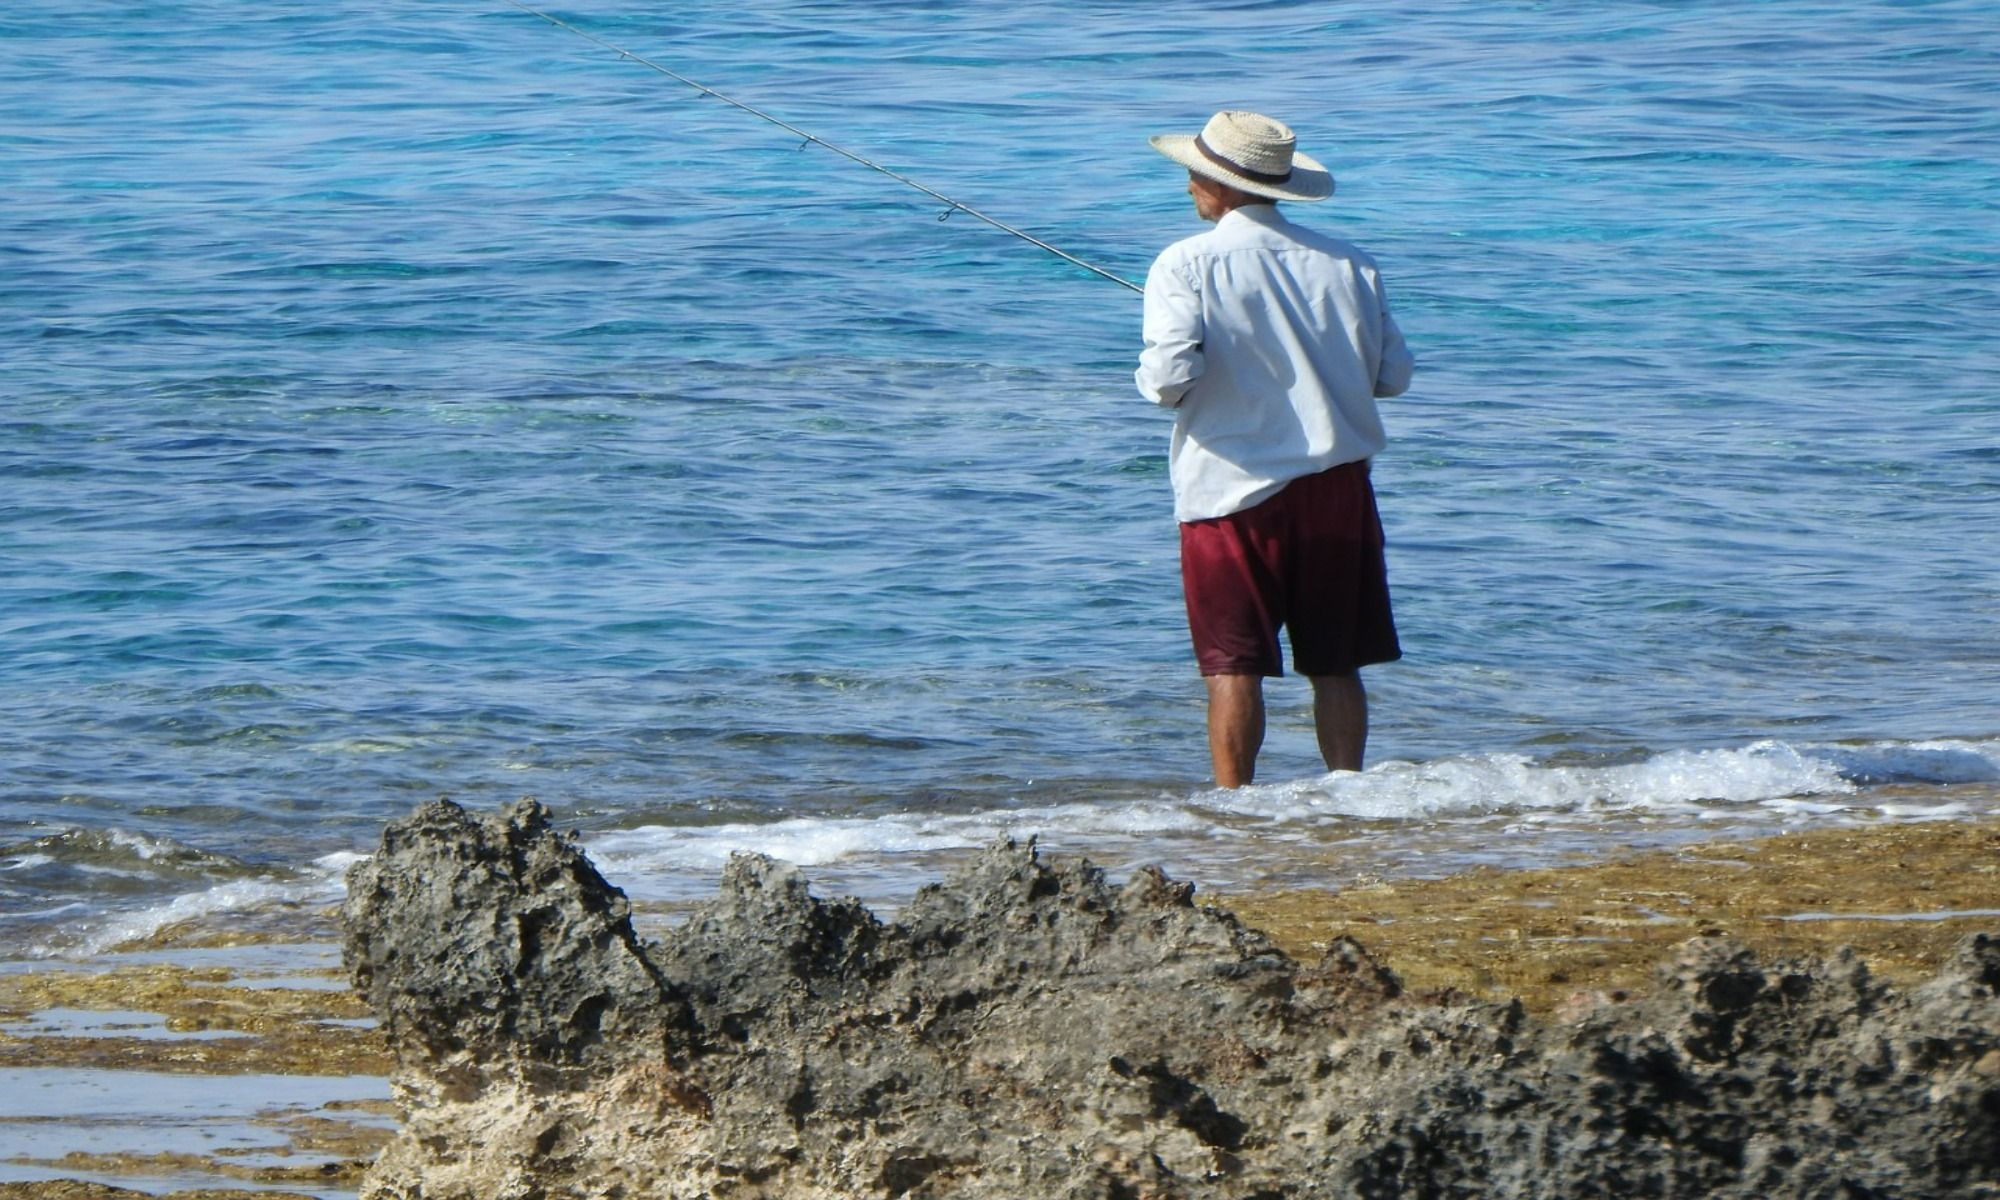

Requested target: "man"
[{"left": 1136, "top": 110, "right": 1414, "bottom": 787}]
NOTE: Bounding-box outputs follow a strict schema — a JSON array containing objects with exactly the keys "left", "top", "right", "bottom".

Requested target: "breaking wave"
[{"left": 7, "top": 737, "right": 1995, "bottom": 955}]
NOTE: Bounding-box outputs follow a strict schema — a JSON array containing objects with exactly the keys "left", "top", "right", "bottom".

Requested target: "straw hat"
[{"left": 1149, "top": 110, "right": 1334, "bottom": 202}]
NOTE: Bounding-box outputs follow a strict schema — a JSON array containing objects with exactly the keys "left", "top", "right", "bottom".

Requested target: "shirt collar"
[{"left": 1219, "top": 203, "right": 1288, "bottom": 232}]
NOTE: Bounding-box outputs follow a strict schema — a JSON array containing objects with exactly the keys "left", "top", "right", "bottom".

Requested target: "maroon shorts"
[{"left": 1179, "top": 461, "right": 1401, "bottom": 678}]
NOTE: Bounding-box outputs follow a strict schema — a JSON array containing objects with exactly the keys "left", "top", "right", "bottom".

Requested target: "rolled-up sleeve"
[
  {"left": 1135, "top": 257, "right": 1204, "bottom": 408},
  {"left": 1372, "top": 278, "right": 1414, "bottom": 398}
]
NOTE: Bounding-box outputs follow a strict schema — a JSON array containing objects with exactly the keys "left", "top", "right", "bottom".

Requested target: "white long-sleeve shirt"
[{"left": 1135, "top": 203, "right": 1414, "bottom": 522}]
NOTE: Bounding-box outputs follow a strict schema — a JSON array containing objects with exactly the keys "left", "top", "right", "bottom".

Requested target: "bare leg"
[
  {"left": 1204, "top": 674, "right": 1265, "bottom": 788},
  {"left": 1309, "top": 672, "right": 1368, "bottom": 772}
]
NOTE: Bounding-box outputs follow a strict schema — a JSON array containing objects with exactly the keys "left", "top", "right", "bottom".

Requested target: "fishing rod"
[{"left": 499, "top": 0, "right": 1144, "bottom": 294}]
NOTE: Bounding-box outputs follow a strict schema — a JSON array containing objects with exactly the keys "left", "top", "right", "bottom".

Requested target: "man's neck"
[{"left": 1216, "top": 198, "right": 1277, "bottom": 221}]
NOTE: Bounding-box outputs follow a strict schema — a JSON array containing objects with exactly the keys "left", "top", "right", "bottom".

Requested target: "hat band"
[{"left": 1194, "top": 134, "right": 1293, "bottom": 186}]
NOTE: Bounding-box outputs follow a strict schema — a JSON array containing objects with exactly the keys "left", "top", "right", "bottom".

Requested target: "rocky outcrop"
[{"left": 342, "top": 799, "right": 2000, "bottom": 1199}]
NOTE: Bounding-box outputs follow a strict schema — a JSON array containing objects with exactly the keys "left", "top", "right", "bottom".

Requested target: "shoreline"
[
  {"left": 2, "top": 816, "right": 1996, "bottom": 1199},
  {"left": 1220, "top": 815, "right": 2000, "bottom": 1012}
]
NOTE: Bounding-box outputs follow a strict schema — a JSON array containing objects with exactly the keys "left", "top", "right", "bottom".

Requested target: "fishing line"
[{"left": 500, "top": 0, "right": 1144, "bottom": 293}]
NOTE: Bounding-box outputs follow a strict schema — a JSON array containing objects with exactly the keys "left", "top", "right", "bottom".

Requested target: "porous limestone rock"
[{"left": 342, "top": 799, "right": 2000, "bottom": 1199}]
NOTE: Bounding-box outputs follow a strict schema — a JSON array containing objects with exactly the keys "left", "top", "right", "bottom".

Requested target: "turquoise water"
[{"left": 4, "top": 1, "right": 1999, "bottom": 951}]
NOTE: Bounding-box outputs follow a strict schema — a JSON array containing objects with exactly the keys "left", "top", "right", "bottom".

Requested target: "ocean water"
[{"left": 3, "top": 0, "right": 1998, "bottom": 956}]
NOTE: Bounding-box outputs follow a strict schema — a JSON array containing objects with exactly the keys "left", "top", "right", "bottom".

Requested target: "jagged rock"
[
  {"left": 342, "top": 800, "right": 2000, "bottom": 1199},
  {"left": 342, "top": 799, "right": 691, "bottom": 1093}
]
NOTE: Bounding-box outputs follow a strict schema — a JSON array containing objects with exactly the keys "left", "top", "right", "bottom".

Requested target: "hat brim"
[{"left": 1150, "top": 133, "right": 1334, "bottom": 202}]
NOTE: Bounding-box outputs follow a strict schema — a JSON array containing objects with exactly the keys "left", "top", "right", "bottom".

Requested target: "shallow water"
[
  {"left": 0, "top": 1064, "right": 389, "bottom": 1200},
  {"left": 4, "top": 1, "right": 1998, "bottom": 955}
]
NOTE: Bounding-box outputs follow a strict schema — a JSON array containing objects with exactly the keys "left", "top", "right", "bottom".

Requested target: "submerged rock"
[{"left": 342, "top": 800, "right": 2000, "bottom": 1199}]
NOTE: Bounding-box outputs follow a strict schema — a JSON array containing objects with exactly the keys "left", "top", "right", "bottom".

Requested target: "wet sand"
[{"left": 2, "top": 816, "right": 1996, "bottom": 1199}]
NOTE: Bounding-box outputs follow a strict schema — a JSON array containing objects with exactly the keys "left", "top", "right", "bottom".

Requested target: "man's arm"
[
  {"left": 1135, "top": 257, "right": 1204, "bottom": 408},
  {"left": 1373, "top": 276, "right": 1414, "bottom": 398}
]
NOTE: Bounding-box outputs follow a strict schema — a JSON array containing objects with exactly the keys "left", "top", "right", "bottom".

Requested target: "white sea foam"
[
  {"left": 105, "top": 829, "right": 190, "bottom": 862},
  {"left": 0, "top": 902, "right": 90, "bottom": 921},
  {"left": 58, "top": 879, "right": 311, "bottom": 958},
  {"left": 71, "top": 862, "right": 170, "bottom": 880},
  {"left": 313, "top": 850, "right": 369, "bottom": 876},
  {"left": 20, "top": 848, "right": 378, "bottom": 960},
  {"left": 586, "top": 737, "right": 2000, "bottom": 901},
  {"left": 1200, "top": 741, "right": 1858, "bottom": 823},
  {"left": 30, "top": 738, "right": 1998, "bottom": 950},
  {"left": 1874, "top": 802, "right": 1973, "bottom": 819},
  {"left": 589, "top": 799, "right": 1208, "bottom": 876},
  {"left": 42, "top": 851, "right": 363, "bottom": 960}
]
